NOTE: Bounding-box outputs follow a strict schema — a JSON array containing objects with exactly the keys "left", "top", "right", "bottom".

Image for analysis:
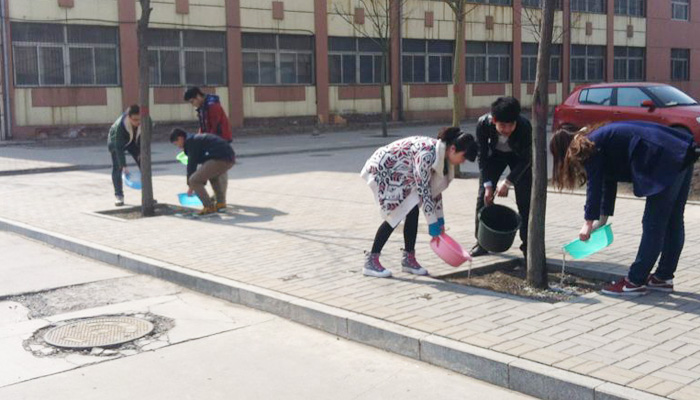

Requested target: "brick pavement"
[{"left": 1, "top": 147, "right": 700, "bottom": 399}]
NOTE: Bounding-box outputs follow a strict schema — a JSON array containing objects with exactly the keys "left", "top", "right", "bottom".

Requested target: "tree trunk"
[
  {"left": 451, "top": 8, "right": 465, "bottom": 127},
  {"left": 137, "top": 0, "right": 155, "bottom": 217},
  {"left": 380, "top": 51, "right": 388, "bottom": 137},
  {"left": 526, "top": 0, "right": 555, "bottom": 289}
]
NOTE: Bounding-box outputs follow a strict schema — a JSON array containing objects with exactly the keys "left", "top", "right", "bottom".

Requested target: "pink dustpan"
[{"left": 430, "top": 233, "right": 472, "bottom": 267}]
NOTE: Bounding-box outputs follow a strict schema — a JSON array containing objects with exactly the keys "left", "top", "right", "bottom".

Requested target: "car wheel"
[{"left": 673, "top": 126, "right": 692, "bottom": 136}]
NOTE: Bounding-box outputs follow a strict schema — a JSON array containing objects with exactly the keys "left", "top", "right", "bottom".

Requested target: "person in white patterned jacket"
[{"left": 360, "top": 127, "right": 479, "bottom": 278}]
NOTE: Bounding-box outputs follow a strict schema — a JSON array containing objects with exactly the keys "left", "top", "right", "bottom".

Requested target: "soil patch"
[
  {"left": 96, "top": 204, "right": 197, "bottom": 220},
  {"left": 442, "top": 262, "right": 606, "bottom": 303}
]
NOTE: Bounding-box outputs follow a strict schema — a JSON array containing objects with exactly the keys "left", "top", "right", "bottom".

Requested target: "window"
[
  {"left": 11, "top": 22, "right": 119, "bottom": 86},
  {"left": 522, "top": 0, "right": 562, "bottom": 8},
  {"left": 148, "top": 29, "right": 226, "bottom": 87},
  {"left": 672, "top": 0, "right": 690, "bottom": 21},
  {"left": 613, "top": 47, "right": 645, "bottom": 81},
  {"left": 615, "top": 87, "right": 652, "bottom": 107},
  {"left": 402, "top": 39, "right": 453, "bottom": 84},
  {"left": 578, "top": 88, "right": 612, "bottom": 105},
  {"left": 571, "top": 45, "right": 605, "bottom": 82},
  {"left": 671, "top": 48, "right": 690, "bottom": 81},
  {"left": 571, "top": 0, "right": 606, "bottom": 13},
  {"left": 614, "top": 0, "right": 645, "bottom": 16},
  {"left": 467, "top": 0, "right": 512, "bottom": 5},
  {"left": 646, "top": 85, "right": 697, "bottom": 107},
  {"left": 521, "top": 43, "right": 561, "bottom": 82},
  {"left": 242, "top": 33, "right": 313, "bottom": 85},
  {"left": 466, "top": 42, "right": 510, "bottom": 83},
  {"left": 329, "top": 37, "right": 385, "bottom": 85}
]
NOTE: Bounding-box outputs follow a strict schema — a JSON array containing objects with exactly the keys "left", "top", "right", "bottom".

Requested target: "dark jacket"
[
  {"left": 584, "top": 121, "right": 696, "bottom": 221},
  {"left": 476, "top": 114, "right": 532, "bottom": 185},
  {"left": 107, "top": 114, "right": 140, "bottom": 169},
  {"left": 197, "top": 94, "right": 232, "bottom": 142},
  {"left": 184, "top": 133, "right": 236, "bottom": 179}
]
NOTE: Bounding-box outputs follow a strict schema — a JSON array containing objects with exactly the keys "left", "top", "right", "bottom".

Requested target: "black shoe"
[{"left": 470, "top": 244, "right": 489, "bottom": 257}]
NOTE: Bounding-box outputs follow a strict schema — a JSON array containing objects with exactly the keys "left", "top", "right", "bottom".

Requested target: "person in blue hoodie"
[
  {"left": 169, "top": 128, "right": 235, "bottom": 216},
  {"left": 551, "top": 121, "right": 698, "bottom": 297}
]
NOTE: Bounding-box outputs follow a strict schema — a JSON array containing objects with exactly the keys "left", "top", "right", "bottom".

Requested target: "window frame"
[
  {"left": 242, "top": 34, "right": 314, "bottom": 86},
  {"left": 671, "top": 48, "right": 690, "bottom": 81},
  {"left": 328, "top": 37, "right": 386, "bottom": 86},
  {"left": 671, "top": 0, "right": 690, "bottom": 21},
  {"left": 11, "top": 23, "right": 120, "bottom": 87},
  {"left": 571, "top": 0, "right": 607, "bottom": 14},
  {"left": 148, "top": 29, "right": 227, "bottom": 87},
  {"left": 466, "top": 41, "right": 511, "bottom": 83},
  {"left": 614, "top": 0, "right": 645, "bottom": 17},
  {"left": 571, "top": 44, "right": 606, "bottom": 83},
  {"left": 467, "top": 0, "right": 512, "bottom": 5},
  {"left": 522, "top": 0, "right": 563, "bottom": 9},
  {"left": 402, "top": 39, "right": 454, "bottom": 84},
  {"left": 613, "top": 46, "right": 645, "bottom": 82},
  {"left": 520, "top": 42, "right": 562, "bottom": 83}
]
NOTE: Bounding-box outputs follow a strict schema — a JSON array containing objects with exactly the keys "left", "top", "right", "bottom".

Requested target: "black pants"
[
  {"left": 371, "top": 206, "right": 419, "bottom": 254},
  {"left": 475, "top": 151, "right": 531, "bottom": 253},
  {"left": 110, "top": 142, "right": 141, "bottom": 197}
]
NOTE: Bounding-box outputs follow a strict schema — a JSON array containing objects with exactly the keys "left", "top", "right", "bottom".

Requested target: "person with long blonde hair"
[{"left": 550, "top": 121, "right": 697, "bottom": 296}]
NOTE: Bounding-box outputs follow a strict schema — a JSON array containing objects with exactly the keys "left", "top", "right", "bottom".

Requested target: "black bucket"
[{"left": 477, "top": 205, "right": 521, "bottom": 253}]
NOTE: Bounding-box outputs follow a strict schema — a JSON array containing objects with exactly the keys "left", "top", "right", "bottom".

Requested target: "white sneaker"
[
  {"left": 115, "top": 196, "right": 124, "bottom": 206},
  {"left": 363, "top": 252, "right": 392, "bottom": 278}
]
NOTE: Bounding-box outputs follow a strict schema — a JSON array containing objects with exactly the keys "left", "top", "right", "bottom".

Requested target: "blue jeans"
[{"left": 628, "top": 167, "right": 693, "bottom": 286}]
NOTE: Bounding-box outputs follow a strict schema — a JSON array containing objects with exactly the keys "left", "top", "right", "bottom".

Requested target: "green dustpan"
[
  {"left": 563, "top": 224, "right": 614, "bottom": 260},
  {"left": 176, "top": 151, "right": 188, "bottom": 165}
]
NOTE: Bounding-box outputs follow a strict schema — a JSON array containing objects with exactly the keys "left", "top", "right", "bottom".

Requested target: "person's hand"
[
  {"left": 428, "top": 222, "right": 442, "bottom": 238},
  {"left": 591, "top": 215, "right": 609, "bottom": 231},
  {"left": 187, "top": 188, "right": 194, "bottom": 196},
  {"left": 579, "top": 220, "right": 594, "bottom": 241},
  {"left": 122, "top": 167, "right": 129, "bottom": 175},
  {"left": 496, "top": 179, "right": 511, "bottom": 197},
  {"left": 485, "top": 186, "right": 495, "bottom": 206}
]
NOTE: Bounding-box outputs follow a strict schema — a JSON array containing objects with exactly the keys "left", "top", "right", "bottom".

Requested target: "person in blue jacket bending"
[{"left": 550, "top": 121, "right": 698, "bottom": 297}]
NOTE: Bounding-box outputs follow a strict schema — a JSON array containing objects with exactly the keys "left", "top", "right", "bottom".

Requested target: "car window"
[
  {"left": 646, "top": 85, "right": 698, "bottom": 107},
  {"left": 579, "top": 88, "right": 612, "bottom": 106},
  {"left": 616, "top": 87, "right": 652, "bottom": 107}
]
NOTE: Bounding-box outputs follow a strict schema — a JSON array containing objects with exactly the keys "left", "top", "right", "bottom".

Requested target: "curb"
[
  {"left": 0, "top": 143, "right": 382, "bottom": 177},
  {"left": 0, "top": 216, "right": 666, "bottom": 400}
]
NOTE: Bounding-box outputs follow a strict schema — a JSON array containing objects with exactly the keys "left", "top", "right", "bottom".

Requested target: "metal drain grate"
[{"left": 44, "top": 316, "right": 154, "bottom": 349}]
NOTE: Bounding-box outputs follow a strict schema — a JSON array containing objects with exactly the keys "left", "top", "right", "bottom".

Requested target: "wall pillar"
[
  {"left": 562, "top": 0, "right": 571, "bottom": 96},
  {"left": 225, "top": 0, "right": 244, "bottom": 128},
  {"left": 1, "top": 0, "right": 15, "bottom": 137},
  {"left": 390, "top": 0, "right": 401, "bottom": 121},
  {"left": 314, "top": 0, "right": 329, "bottom": 124},
  {"left": 512, "top": 0, "right": 522, "bottom": 100},
  {"left": 606, "top": 0, "right": 615, "bottom": 82},
  {"left": 118, "top": 0, "right": 139, "bottom": 109}
]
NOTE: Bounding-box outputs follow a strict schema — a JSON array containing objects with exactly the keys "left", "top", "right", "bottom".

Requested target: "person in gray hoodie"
[{"left": 107, "top": 105, "right": 141, "bottom": 206}]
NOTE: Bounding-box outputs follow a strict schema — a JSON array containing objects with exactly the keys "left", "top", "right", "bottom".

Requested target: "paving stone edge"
[{"left": 0, "top": 216, "right": 668, "bottom": 400}]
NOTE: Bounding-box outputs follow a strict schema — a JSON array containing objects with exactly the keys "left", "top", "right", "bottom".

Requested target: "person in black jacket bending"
[
  {"left": 170, "top": 128, "right": 235, "bottom": 216},
  {"left": 471, "top": 97, "right": 532, "bottom": 258}
]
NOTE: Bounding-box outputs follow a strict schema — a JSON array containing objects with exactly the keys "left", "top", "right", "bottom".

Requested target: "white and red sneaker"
[
  {"left": 646, "top": 275, "right": 674, "bottom": 293},
  {"left": 601, "top": 278, "right": 647, "bottom": 297}
]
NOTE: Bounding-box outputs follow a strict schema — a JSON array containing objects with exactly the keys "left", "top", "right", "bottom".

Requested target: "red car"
[{"left": 553, "top": 82, "right": 700, "bottom": 144}]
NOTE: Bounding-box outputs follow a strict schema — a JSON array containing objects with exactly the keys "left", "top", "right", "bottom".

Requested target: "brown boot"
[{"left": 198, "top": 205, "right": 218, "bottom": 216}]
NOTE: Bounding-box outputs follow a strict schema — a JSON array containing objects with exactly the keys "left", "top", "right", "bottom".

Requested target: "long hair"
[{"left": 550, "top": 122, "right": 608, "bottom": 190}]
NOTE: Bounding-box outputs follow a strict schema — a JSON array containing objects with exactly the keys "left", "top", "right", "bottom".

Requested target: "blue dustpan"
[
  {"left": 563, "top": 224, "right": 614, "bottom": 260},
  {"left": 178, "top": 193, "right": 203, "bottom": 207},
  {"left": 123, "top": 171, "right": 142, "bottom": 190}
]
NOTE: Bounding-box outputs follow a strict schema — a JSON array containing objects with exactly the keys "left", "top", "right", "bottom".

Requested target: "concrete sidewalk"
[{"left": 1, "top": 146, "right": 699, "bottom": 399}]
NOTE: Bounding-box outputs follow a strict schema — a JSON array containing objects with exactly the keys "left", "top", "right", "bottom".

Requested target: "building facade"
[{"left": 0, "top": 0, "right": 698, "bottom": 140}]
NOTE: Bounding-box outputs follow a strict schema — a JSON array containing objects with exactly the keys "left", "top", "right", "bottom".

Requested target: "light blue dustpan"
[
  {"left": 178, "top": 193, "right": 203, "bottom": 207},
  {"left": 563, "top": 224, "right": 614, "bottom": 260},
  {"left": 123, "top": 171, "right": 142, "bottom": 190}
]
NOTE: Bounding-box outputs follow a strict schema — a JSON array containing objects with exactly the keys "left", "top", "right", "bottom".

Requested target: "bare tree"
[
  {"left": 520, "top": 1, "right": 582, "bottom": 44},
  {"left": 526, "top": 0, "right": 556, "bottom": 289},
  {"left": 334, "top": 0, "right": 406, "bottom": 137},
  {"left": 441, "top": 1, "right": 478, "bottom": 127},
  {"left": 137, "top": 0, "right": 155, "bottom": 216}
]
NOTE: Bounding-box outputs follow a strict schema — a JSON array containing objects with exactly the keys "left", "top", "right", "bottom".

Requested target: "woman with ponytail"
[
  {"left": 360, "top": 127, "right": 479, "bottom": 278},
  {"left": 551, "top": 121, "right": 698, "bottom": 296}
]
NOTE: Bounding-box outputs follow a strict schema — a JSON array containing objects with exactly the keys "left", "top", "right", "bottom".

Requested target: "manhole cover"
[{"left": 44, "top": 316, "right": 154, "bottom": 349}]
